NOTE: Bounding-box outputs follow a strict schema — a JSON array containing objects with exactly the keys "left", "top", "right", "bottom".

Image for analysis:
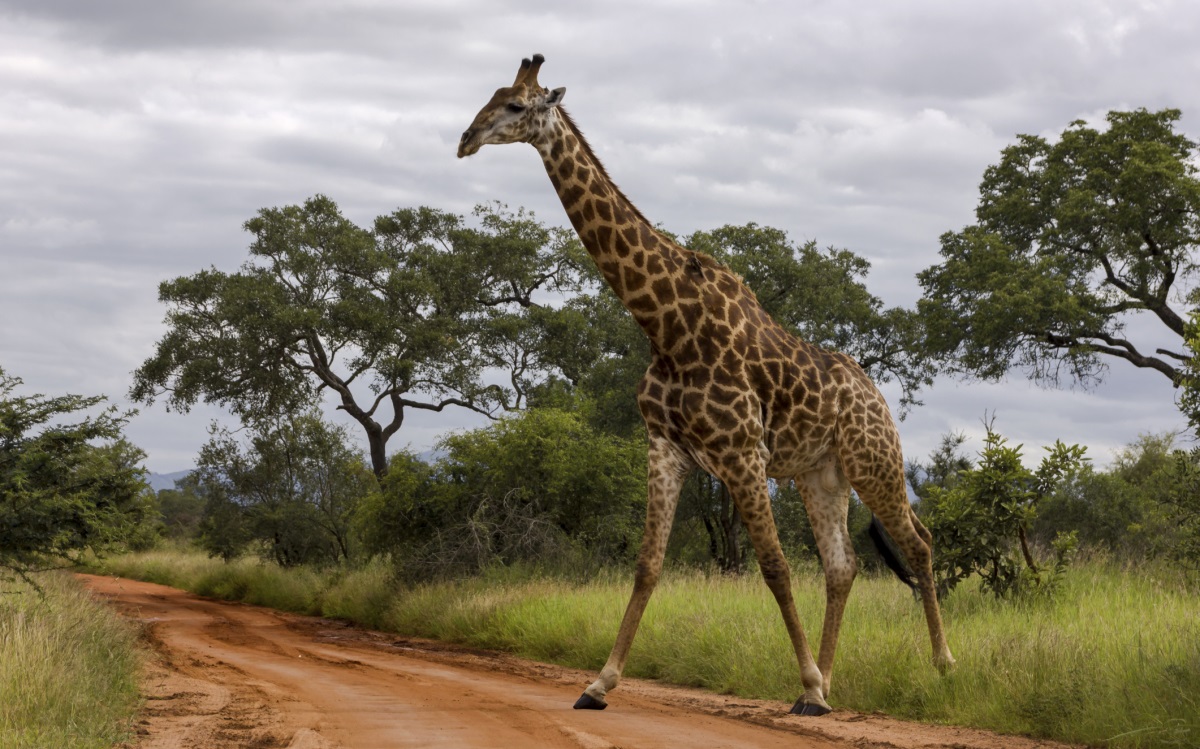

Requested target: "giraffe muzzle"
[{"left": 458, "top": 130, "right": 478, "bottom": 158}]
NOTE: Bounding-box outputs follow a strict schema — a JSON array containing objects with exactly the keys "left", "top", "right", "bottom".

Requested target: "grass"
[
  {"left": 94, "top": 549, "right": 1200, "bottom": 748},
  {"left": 0, "top": 572, "right": 142, "bottom": 749}
]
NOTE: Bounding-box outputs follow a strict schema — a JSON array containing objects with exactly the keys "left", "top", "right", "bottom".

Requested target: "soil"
[{"left": 81, "top": 573, "right": 1076, "bottom": 749}]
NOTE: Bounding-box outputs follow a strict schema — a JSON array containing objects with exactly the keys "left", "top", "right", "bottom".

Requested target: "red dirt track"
[{"left": 81, "top": 574, "right": 1073, "bottom": 749}]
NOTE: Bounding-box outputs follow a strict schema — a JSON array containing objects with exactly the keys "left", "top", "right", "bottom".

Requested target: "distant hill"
[{"left": 147, "top": 470, "right": 192, "bottom": 492}]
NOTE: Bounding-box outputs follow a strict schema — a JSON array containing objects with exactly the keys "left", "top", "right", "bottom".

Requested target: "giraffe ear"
[{"left": 545, "top": 87, "right": 566, "bottom": 107}]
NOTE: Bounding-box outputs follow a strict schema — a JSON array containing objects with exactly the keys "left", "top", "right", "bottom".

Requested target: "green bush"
[{"left": 919, "top": 427, "right": 1086, "bottom": 597}]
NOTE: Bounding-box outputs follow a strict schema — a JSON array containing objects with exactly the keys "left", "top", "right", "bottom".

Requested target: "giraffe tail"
[{"left": 868, "top": 515, "right": 917, "bottom": 590}]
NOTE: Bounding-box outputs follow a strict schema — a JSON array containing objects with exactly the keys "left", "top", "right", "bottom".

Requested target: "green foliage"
[
  {"left": 438, "top": 408, "right": 647, "bottom": 562},
  {"left": 906, "top": 431, "right": 972, "bottom": 504},
  {"left": 0, "top": 368, "right": 154, "bottom": 583},
  {"left": 1158, "top": 446, "right": 1200, "bottom": 574},
  {"left": 153, "top": 475, "right": 205, "bottom": 540},
  {"left": 919, "top": 427, "right": 1087, "bottom": 597},
  {"left": 131, "top": 197, "right": 589, "bottom": 476},
  {"left": 1180, "top": 310, "right": 1200, "bottom": 431},
  {"left": 354, "top": 449, "right": 442, "bottom": 559},
  {"left": 193, "top": 412, "right": 375, "bottom": 566},
  {"left": 357, "top": 408, "right": 647, "bottom": 578},
  {"left": 919, "top": 108, "right": 1200, "bottom": 391},
  {"left": 1033, "top": 433, "right": 1180, "bottom": 558}
]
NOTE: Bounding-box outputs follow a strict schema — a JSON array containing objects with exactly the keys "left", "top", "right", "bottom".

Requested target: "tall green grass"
[
  {"left": 0, "top": 572, "right": 142, "bottom": 749},
  {"left": 95, "top": 550, "right": 1199, "bottom": 748}
]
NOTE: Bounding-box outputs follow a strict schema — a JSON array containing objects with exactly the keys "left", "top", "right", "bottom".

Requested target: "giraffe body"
[{"left": 459, "top": 55, "right": 954, "bottom": 715}]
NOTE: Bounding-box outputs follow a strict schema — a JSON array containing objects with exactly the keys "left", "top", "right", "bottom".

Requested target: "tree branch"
[{"left": 1042, "top": 330, "right": 1180, "bottom": 382}]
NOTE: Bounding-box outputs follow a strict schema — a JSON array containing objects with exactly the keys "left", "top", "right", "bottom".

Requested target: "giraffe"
[{"left": 457, "top": 54, "right": 954, "bottom": 716}]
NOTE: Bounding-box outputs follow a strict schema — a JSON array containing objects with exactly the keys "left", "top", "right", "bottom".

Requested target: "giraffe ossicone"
[{"left": 459, "top": 54, "right": 954, "bottom": 715}]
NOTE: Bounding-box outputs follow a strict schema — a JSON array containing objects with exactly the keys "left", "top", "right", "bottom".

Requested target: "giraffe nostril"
[{"left": 461, "top": 130, "right": 473, "bottom": 143}]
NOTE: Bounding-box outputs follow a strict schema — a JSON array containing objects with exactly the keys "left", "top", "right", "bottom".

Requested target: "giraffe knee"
[
  {"left": 634, "top": 560, "right": 661, "bottom": 590},
  {"left": 758, "top": 555, "right": 792, "bottom": 593},
  {"left": 825, "top": 555, "right": 857, "bottom": 594}
]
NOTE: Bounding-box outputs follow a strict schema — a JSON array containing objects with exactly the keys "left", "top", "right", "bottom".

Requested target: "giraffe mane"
[
  {"left": 556, "top": 107, "right": 654, "bottom": 229},
  {"left": 557, "top": 106, "right": 758, "bottom": 305}
]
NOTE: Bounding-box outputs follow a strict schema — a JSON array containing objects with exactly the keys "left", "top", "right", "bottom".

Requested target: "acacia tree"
[
  {"left": 131, "top": 196, "right": 585, "bottom": 477},
  {"left": 1, "top": 368, "right": 152, "bottom": 584},
  {"left": 919, "top": 108, "right": 1200, "bottom": 389}
]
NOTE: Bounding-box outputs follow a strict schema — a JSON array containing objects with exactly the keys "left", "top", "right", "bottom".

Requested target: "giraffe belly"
[{"left": 762, "top": 429, "right": 836, "bottom": 479}]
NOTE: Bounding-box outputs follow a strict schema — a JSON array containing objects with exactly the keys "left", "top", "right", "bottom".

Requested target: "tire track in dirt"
[{"left": 82, "top": 574, "right": 1076, "bottom": 749}]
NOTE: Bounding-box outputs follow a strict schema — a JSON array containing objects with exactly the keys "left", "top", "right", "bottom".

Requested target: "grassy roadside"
[
  {"left": 0, "top": 572, "right": 142, "bottom": 749},
  {"left": 94, "top": 549, "right": 1199, "bottom": 748}
]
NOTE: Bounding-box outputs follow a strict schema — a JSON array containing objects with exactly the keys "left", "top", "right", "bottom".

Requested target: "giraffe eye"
[{"left": 507, "top": 103, "right": 526, "bottom": 113}]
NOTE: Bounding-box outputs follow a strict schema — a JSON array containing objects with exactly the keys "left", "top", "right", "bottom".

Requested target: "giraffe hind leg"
[
  {"left": 795, "top": 459, "right": 857, "bottom": 701},
  {"left": 722, "top": 463, "right": 830, "bottom": 715}
]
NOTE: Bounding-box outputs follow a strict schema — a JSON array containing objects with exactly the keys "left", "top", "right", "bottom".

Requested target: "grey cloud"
[{"left": 3, "top": 0, "right": 1198, "bottom": 471}]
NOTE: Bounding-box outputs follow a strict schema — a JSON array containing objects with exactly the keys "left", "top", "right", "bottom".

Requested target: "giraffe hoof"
[
  {"left": 789, "top": 698, "right": 832, "bottom": 716},
  {"left": 573, "top": 693, "right": 608, "bottom": 710}
]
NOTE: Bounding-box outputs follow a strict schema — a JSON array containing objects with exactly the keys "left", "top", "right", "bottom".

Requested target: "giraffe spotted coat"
[{"left": 458, "top": 54, "right": 954, "bottom": 715}]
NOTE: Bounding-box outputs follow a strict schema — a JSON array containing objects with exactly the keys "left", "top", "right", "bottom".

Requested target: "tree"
[
  {"left": 193, "top": 412, "right": 374, "bottom": 566},
  {"left": 1032, "top": 433, "right": 1179, "bottom": 559},
  {"left": 919, "top": 108, "right": 1200, "bottom": 390},
  {"left": 1159, "top": 447, "right": 1200, "bottom": 574},
  {"left": 1, "top": 368, "right": 153, "bottom": 584},
  {"left": 358, "top": 408, "right": 647, "bottom": 578},
  {"left": 906, "top": 431, "right": 972, "bottom": 505},
  {"left": 153, "top": 475, "right": 205, "bottom": 541},
  {"left": 918, "top": 425, "right": 1087, "bottom": 598},
  {"left": 131, "top": 196, "right": 586, "bottom": 477}
]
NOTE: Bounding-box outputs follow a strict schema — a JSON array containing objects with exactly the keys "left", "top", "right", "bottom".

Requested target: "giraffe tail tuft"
[{"left": 868, "top": 515, "right": 918, "bottom": 590}]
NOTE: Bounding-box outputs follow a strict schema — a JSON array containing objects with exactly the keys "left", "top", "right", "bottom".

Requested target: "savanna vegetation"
[
  {"left": 1, "top": 371, "right": 149, "bottom": 747},
  {"left": 8, "top": 107, "right": 1200, "bottom": 748},
  {"left": 0, "top": 573, "right": 142, "bottom": 749}
]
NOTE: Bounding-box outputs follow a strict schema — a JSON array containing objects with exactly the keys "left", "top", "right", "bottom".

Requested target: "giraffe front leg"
[{"left": 575, "top": 438, "right": 690, "bottom": 710}]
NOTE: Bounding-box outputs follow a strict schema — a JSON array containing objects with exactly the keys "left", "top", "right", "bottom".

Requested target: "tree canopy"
[
  {"left": 1, "top": 368, "right": 153, "bottom": 584},
  {"left": 193, "top": 411, "right": 374, "bottom": 565},
  {"left": 918, "top": 108, "right": 1200, "bottom": 390},
  {"left": 131, "top": 196, "right": 587, "bottom": 477}
]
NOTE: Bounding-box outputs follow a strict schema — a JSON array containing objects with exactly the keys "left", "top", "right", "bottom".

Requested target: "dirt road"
[{"left": 82, "top": 574, "right": 1068, "bottom": 749}]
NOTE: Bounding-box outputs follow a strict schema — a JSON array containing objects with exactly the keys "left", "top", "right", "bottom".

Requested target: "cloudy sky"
[{"left": 2, "top": 0, "right": 1196, "bottom": 474}]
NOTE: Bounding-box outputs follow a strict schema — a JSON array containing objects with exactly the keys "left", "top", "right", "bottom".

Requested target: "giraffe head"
[{"left": 458, "top": 53, "right": 566, "bottom": 158}]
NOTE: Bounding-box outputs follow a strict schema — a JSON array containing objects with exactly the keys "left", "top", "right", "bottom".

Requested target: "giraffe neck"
[{"left": 532, "top": 110, "right": 689, "bottom": 352}]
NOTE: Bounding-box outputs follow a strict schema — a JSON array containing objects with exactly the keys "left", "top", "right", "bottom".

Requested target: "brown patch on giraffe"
[
  {"left": 627, "top": 294, "right": 657, "bottom": 314},
  {"left": 623, "top": 266, "right": 648, "bottom": 293},
  {"left": 561, "top": 184, "right": 585, "bottom": 207},
  {"left": 650, "top": 277, "right": 675, "bottom": 305}
]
